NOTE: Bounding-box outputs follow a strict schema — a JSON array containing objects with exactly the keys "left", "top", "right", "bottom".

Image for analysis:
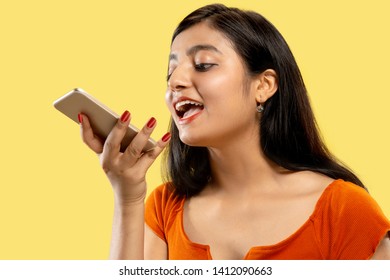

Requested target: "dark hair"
[{"left": 163, "top": 4, "right": 365, "bottom": 197}]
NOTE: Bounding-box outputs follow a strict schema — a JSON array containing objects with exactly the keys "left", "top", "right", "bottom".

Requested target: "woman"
[{"left": 78, "top": 4, "right": 390, "bottom": 259}]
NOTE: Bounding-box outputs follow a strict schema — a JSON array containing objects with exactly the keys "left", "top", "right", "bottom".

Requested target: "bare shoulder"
[{"left": 282, "top": 170, "right": 335, "bottom": 197}]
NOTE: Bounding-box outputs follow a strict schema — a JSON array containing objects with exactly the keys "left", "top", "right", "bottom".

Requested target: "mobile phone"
[{"left": 53, "top": 88, "right": 156, "bottom": 152}]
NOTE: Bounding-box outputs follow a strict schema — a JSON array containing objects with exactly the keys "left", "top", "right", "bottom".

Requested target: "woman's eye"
[{"left": 194, "top": 63, "right": 216, "bottom": 71}]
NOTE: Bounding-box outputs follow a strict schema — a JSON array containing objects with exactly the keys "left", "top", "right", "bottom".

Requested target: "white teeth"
[{"left": 175, "top": 100, "right": 203, "bottom": 111}]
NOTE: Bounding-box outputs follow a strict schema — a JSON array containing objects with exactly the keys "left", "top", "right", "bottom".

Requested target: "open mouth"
[{"left": 175, "top": 100, "right": 204, "bottom": 119}]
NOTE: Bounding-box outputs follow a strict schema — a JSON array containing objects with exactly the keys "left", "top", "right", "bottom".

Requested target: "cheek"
[
  {"left": 197, "top": 70, "right": 246, "bottom": 110},
  {"left": 198, "top": 70, "right": 236, "bottom": 93}
]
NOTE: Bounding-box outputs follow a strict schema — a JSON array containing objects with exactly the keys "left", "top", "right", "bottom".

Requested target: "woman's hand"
[{"left": 78, "top": 111, "right": 170, "bottom": 205}]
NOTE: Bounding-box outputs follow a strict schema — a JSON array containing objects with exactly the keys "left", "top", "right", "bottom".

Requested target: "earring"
[{"left": 256, "top": 104, "right": 264, "bottom": 113}]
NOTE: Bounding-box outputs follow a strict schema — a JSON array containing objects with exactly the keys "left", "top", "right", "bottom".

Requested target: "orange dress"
[{"left": 145, "top": 179, "right": 390, "bottom": 259}]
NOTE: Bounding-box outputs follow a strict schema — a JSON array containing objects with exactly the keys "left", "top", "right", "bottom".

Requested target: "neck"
[{"left": 206, "top": 131, "right": 286, "bottom": 195}]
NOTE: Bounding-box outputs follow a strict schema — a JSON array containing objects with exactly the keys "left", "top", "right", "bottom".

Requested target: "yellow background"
[{"left": 0, "top": 0, "right": 389, "bottom": 259}]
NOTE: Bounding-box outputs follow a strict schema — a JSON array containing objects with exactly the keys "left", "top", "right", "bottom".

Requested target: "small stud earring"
[{"left": 256, "top": 104, "right": 264, "bottom": 113}]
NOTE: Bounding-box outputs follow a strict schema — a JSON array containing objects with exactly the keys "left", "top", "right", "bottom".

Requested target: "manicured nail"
[
  {"left": 120, "top": 110, "right": 130, "bottom": 122},
  {"left": 78, "top": 113, "right": 83, "bottom": 124},
  {"left": 147, "top": 117, "right": 156, "bottom": 128},
  {"left": 162, "top": 132, "right": 171, "bottom": 142}
]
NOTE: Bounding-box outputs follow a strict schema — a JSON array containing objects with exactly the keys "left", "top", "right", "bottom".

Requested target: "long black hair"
[{"left": 163, "top": 4, "right": 365, "bottom": 197}]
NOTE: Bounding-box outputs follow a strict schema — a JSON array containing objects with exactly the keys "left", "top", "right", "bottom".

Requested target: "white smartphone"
[{"left": 53, "top": 88, "right": 156, "bottom": 152}]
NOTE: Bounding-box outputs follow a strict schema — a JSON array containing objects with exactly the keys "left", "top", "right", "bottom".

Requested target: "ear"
[{"left": 254, "top": 69, "right": 278, "bottom": 104}]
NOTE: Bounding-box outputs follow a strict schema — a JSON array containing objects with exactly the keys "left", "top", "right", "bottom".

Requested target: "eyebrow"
[{"left": 169, "top": 44, "right": 222, "bottom": 61}]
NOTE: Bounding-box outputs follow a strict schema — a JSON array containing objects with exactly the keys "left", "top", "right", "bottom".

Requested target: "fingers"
[
  {"left": 80, "top": 109, "right": 171, "bottom": 174},
  {"left": 101, "top": 110, "right": 131, "bottom": 159},
  {"left": 136, "top": 132, "right": 171, "bottom": 172},
  {"left": 122, "top": 116, "right": 159, "bottom": 165},
  {"left": 79, "top": 113, "right": 104, "bottom": 153}
]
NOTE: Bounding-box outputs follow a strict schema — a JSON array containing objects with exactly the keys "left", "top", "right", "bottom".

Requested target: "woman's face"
[{"left": 165, "top": 22, "right": 260, "bottom": 148}]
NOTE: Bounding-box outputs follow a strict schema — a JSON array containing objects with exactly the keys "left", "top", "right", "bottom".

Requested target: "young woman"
[{"left": 78, "top": 4, "right": 390, "bottom": 259}]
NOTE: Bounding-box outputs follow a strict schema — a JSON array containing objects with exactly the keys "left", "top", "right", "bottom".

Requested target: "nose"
[{"left": 167, "top": 64, "right": 192, "bottom": 92}]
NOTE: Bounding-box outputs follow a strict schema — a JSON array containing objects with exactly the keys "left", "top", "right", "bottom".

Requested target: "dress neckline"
[{"left": 177, "top": 179, "right": 341, "bottom": 260}]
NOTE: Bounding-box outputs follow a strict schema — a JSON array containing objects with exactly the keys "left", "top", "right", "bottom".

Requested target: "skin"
[
  {"left": 80, "top": 21, "right": 390, "bottom": 260},
  {"left": 79, "top": 112, "right": 170, "bottom": 259}
]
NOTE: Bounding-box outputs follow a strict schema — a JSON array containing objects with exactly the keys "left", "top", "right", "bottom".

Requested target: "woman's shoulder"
[
  {"left": 147, "top": 182, "right": 184, "bottom": 211},
  {"left": 145, "top": 183, "right": 185, "bottom": 237},
  {"left": 324, "top": 179, "right": 372, "bottom": 205},
  {"left": 313, "top": 179, "right": 390, "bottom": 259},
  {"left": 288, "top": 171, "right": 367, "bottom": 205},
  {"left": 315, "top": 179, "right": 387, "bottom": 222}
]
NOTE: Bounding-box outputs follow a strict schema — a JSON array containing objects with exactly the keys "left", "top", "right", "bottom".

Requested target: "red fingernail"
[
  {"left": 120, "top": 110, "right": 130, "bottom": 122},
  {"left": 162, "top": 132, "right": 171, "bottom": 142},
  {"left": 78, "top": 113, "right": 83, "bottom": 124},
  {"left": 147, "top": 117, "right": 156, "bottom": 128}
]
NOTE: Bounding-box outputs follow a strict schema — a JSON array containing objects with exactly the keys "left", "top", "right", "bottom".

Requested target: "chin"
[{"left": 179, "top": 133, "right": 208, "bottom": 147}]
